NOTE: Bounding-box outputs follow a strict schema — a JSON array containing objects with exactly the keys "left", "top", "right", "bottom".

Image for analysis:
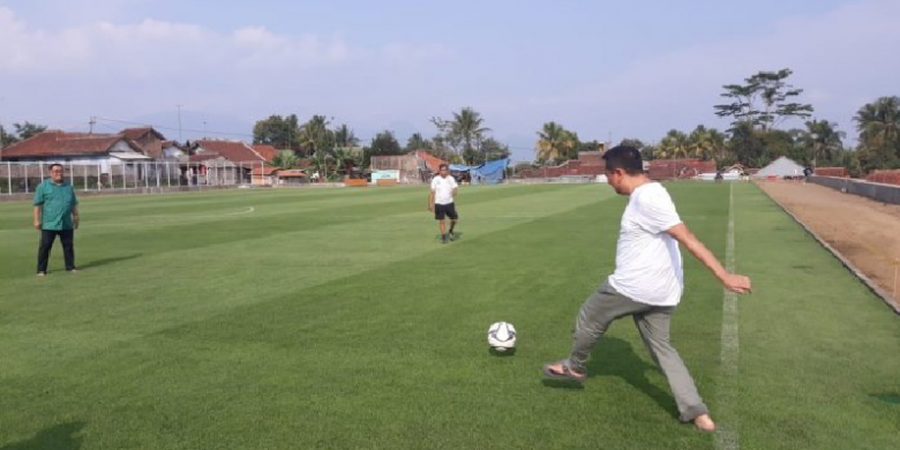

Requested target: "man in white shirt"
[
  {"left": 427, "top": 164, "right": 459, "bottom": 244},
  {"left": 542, "top": 146, "right": 751, "bottom": 432}
]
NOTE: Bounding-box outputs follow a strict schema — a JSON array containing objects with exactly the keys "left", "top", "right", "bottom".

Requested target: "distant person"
[
  {"left": 427, "top": 164, "right": 459, "bottom": 244},
  {"left": 33, "top": 163, "right": 80, "bottom": 276},
  {"left": 803, "top": 166, "right": 814, "bottom": 182},
  {"left": 541, "top": 146, "right": 752, "bottom": 432}
]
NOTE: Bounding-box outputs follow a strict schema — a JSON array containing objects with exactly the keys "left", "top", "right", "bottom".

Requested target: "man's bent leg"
[
  {"left": 567, "top": 282, "right": 649, "bottom": 374},
  {"left": 634, "top": 308, "right": 708, "bottom": 422}
]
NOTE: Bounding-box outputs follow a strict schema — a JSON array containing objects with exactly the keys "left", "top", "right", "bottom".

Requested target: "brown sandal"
[{"left": 542, "top": 361, "right": 587, "bottom": 382}]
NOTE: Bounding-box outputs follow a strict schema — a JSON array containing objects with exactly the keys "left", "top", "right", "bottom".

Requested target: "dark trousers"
[{"left": 37, "top": 229, "right": 75, "bottom": 273}]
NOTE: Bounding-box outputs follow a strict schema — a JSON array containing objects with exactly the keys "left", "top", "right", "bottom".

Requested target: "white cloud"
[
  {"left": 515, "top": 0, "right": 900, "bottom": 140},
  {"left": 0, "top": 7, "right": 440, "bottom": 76}
]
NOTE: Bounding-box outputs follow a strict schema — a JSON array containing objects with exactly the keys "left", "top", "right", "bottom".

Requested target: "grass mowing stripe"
[
  {"left": 715, "top": 182, "right": 740, "bottom": 449},
  {"left": 0, "top": 186, "right": 614, "bottom": 382}
]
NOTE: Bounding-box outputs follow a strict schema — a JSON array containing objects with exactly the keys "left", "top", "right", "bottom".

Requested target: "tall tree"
[
  {"left": 299, "top": 115, "right": 334, "bottom": 156},
  {"left": 253, "top": 114, "right": 301, "bottom": 150},
  {"left": 431, "top": 107, "right": 491, "bottom": 164},
  {"left": 535, "top": 122, "right": 577, "bottom": 164},
  {"left": 0, "top": 124, "right": 18, "bottom": 148},
  {"left": 727, "top": 121, "right": 768, "bottom": 167},
  {"left": 854, "top": 96, "right": 900, "bottom": 170},
  {"left": 800, "top": 119, "right": 845, "bottom": 166},
  {"left": 270, "top": 150, "right": 299, "bottom": 169},
  {"left": 714, "top": 68, "right": 814, "bottom": 131},
  {"left": 13, "top": 122, "right": 47, "bottom": 141},
  {"left": 333, "top": 123, "right": 359, "bottom": 148},
  {"left": 368, "top": 130, "right": 403, "bottom": 156},
  {"left": 687, "top": 125, "right": 726, "bottom": 161},
  {"left": 405, "top": 132, "right": 433, "bottom": 152},
  {"left": 479, "top": 137, "right": 511, "bottom": 164},
  {"left": 654, "top": 129, "right": 690, "bottom": 159}
]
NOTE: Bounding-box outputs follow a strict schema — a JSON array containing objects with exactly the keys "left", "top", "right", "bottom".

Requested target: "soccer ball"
[{"left": 487, "top": 322, "right": 516, "bottom": 352}]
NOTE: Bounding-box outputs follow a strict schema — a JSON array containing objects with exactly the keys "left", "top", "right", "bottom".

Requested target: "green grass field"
[{"left": 1, "top": 183, "right": 898, "bottom": 450}]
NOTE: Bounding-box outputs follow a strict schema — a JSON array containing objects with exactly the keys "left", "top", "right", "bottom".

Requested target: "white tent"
[{"left": 752, "top": 157, "right": 805, "bottom": 178}]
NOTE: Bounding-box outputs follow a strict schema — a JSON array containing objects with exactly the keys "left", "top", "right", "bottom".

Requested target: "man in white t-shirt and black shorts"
[
  {"left": 541, "top": 146, "right": 752, "bottom": 432},
  {"left": 428, "top": 164, "right": 459, "bottom": 244}
]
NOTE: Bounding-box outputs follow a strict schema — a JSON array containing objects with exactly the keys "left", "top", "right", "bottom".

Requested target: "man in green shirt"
[{"left": 33, "top": 163, "right": 80, "bottom": 276}]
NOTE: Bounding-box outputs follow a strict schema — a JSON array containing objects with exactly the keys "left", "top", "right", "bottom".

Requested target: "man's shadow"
[
  {"left": 0, "top": 422, "right": 85, "bottom": 450},
  {"left": 542, "top": 337, "right": 679, "bottom": 419},
  {"left": 78, "top": 254, "right": 142, "bottom": 270}
]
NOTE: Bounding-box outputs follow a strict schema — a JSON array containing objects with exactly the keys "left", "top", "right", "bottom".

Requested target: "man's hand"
[
  {"left": 33, "top": 219, "right": 41, "bottom": 230},
  {"left": 73, "top": 216, "right": 80, "bottom": 230},
  {"left": 427, "top": 204, "right": 434, "bottom": 212},
  {"left": 721, "top": 273, "right": 752, "bottom": 294}
]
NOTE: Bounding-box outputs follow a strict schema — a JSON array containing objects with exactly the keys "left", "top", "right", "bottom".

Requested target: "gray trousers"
[{"left": 567, "top": 282, "right": 708, "bottom": 422}]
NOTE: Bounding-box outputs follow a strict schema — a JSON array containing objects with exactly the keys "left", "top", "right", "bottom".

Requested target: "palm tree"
[
  {"left": 452, "top": 107, "right": 491, "bottom": 164},
  {"left": 687, "top": 125, "right": 727, "bottom": 161},
  {"left": 535, "top": 122, "right": 577, "bottom": 164},
  {"left": 333, "top": 124, "right": 359, "bottom": 148},
  {"left": 855, "top": 97, "right": 900, "bottom": 149},
  {"left": 853, "top": 97, "right": 900, "bottom": 170},
  {"left": 802, "top": 120, "right": 845, "bottom": 166},
  {"left": 299, "top": 115, "right": 334, "bottom": 156},
  {"left": 654, "top": 129, "right": 690, "bottom": 159},
  {"left": 271, "top": 150, "right": 299, "bottom": 170}
]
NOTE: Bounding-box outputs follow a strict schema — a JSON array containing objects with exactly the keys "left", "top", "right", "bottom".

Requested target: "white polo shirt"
[
  {"left": 608, "top": 182, "right": 684, "bottom": 306},
  {"left": 431, "top": 175, "right": 458, "bottom": 205}
]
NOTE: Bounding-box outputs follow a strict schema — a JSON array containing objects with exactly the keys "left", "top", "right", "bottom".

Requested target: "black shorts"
[{"left": 434, "top": 203, "right": 458, "bottom": 220}]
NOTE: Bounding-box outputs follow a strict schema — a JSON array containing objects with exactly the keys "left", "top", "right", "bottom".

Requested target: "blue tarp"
[{"left": 449, "top": 158, "right": 509, "bottom": 184}]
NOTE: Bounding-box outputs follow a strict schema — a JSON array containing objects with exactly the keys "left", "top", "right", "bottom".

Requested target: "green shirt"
[{"left": 33, "top": 179, "right": 79, "bottom": 231}]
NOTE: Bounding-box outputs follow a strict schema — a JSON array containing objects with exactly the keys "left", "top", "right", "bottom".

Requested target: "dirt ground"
[{"left": 757, "top": 181, "right": 900, "bottom": 308}]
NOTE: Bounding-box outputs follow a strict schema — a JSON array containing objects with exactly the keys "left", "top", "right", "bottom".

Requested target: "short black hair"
[
  {"left": 439, "top": 163, "right": 449, "bottom": 170},
  {"left": 49, "top": 163, "right": 64, "bottom": 171},
  {"left": 602, "top": 146, "right": 643, "bottom": 175}
]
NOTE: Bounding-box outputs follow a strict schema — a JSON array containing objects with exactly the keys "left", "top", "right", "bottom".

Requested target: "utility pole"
[
  {"left": 0, "top": 96, "right": 5, "bottom": 158},
  {"left": 177, "top": 104, "right": 184, "bottom": 142},
  {"left": 89, "top": 116, "right": 96, "bottom": 134}
]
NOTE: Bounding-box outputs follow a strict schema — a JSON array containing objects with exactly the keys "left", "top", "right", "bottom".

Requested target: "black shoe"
[
  {"left": 441, "top": 235, "right": 449, "bottom": 244},
  {"left": 448, "top": 232, "right": 456, "bottom": 241}
]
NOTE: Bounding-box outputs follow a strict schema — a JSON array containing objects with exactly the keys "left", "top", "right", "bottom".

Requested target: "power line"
[{"left": 93, "top": 116, "right": 255, "bottom": 140}]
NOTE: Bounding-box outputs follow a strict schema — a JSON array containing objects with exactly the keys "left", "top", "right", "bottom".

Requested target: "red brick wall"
[
  {"left": 647, "top": 159, "right": 716, "bottom": 180},
  {"left": 516, "top": 159, "right": 605, "bottom": 178},
  {"left": 866, "top": 170, "right": 900, "bottom": 186},
  {"left": 813, "top": 167, "right": 847, "bottom": 177}
]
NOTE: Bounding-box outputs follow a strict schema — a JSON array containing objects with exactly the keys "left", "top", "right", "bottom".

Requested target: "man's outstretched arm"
[{"left": 667, "top": 223, "right": 752, "bottom": 294}]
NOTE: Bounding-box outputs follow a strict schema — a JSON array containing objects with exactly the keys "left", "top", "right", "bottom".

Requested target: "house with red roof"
[
  {"left": 184, "top": 139, "right": 270, "bottom": 186},
  {"left": 1, "top": 130, "right": 152, "bottom": 166}
]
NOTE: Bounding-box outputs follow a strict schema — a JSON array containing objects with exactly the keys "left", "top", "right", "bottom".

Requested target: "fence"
[
  {"left": 809, "top": 175, "right": 900, "bottom": 205},
  {"left": 0, "top": 160, "right": 271, "bottom": 195}
]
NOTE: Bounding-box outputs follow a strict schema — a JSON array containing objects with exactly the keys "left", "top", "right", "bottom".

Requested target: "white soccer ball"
[{"left": 487, "top": 322, "right": 516, "bottom": 351}]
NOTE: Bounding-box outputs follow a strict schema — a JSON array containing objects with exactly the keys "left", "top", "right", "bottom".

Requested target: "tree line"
[
  {"left": 533, "top": 68, "right": 899, "bottom": 176},
  {"left": 3, "top": 68, "right": 897, "bottom": 178}
]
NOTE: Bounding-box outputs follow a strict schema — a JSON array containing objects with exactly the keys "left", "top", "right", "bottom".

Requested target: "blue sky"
[{"left": 1, "top": 0, "right": 898, "bottom": 161}]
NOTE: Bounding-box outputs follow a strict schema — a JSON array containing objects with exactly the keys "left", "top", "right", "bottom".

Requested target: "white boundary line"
[{"left": 715, "top": 183, "right": 740, "bottom": 449}]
